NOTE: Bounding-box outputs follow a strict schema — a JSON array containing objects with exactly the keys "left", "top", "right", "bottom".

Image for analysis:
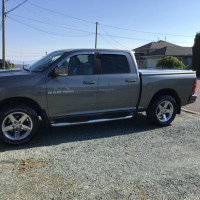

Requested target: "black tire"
[
  {"left": 0, "top": 105, "right": 39, "bottom": 145},
  {"left": 146, "top": 95, "right": 177, "bottom": 126}
]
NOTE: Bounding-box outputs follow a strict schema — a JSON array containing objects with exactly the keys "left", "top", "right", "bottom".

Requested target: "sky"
[{"left": 0, "top": 0, "right": 200, "bottom": 64}]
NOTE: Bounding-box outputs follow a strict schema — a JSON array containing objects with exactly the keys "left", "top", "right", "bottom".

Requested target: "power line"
[
  {"left": 99, "top": 34, "right": 119, "bottom": 49},
  {"left": 1, "top": 0, "right": 196, "bottom": 39},
  {"left": 10, "top": 13, "right": 94, "bottom": 34},
  {"left": 99, "top": 23, "right": 194, "bottom": 38},
  {"left": 7, "top": 16, "right": 94, "bottom": 37},
  {"left": 26, "top": 1, "right": 95, "bottom": 25},
  {"left": 100, "top": 25, "right": 130, "bottom": 49},
  {"left": 6, "top": 0, "right": 27, "bottom": 14},
  {"left": 99, "top": 33, "right": 192, "bottom": 44},
  {"left": 8, "top": 14, "right": 192, "bottom": 45},
  {"left": 24, "top": 1, "right": 194, "bottom": 38},
  {"left": 15, "top": 5, "right": 80, "bottom": 29},
  {"left": 7, "top": 15, "right": 153, "bottom": 42}
]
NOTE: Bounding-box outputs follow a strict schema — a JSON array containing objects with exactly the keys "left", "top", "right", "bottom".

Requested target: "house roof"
[
  {"left": 134, "top": 40, "right": 180, "bottom": 51},
  {"left": 145, "top": 46, "right": 192, "bottom": 57}
]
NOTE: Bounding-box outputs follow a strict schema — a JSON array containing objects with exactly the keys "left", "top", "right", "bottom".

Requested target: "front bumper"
[{"left": 188, "top": 94, "right": 197, "bottom": 104}]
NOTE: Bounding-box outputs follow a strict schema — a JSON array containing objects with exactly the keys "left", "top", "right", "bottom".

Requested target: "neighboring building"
[{"left": 134, "top": 40, "right": 192, "bottom": 68}]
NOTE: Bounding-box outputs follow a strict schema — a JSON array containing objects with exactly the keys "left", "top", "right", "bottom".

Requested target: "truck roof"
[{"left": 54, "top": 49, "right": 132, "bottom": 53}]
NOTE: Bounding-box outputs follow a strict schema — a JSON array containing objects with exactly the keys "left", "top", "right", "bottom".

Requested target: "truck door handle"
[
  {"left": 83, "top": 81, "right": 96, "bottom": 85},
  {"left": 125, "top": 79, "right": 136, "bottom": 83}
]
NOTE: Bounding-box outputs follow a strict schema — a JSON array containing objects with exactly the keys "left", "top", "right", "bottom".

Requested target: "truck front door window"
[{"left": 60, "top": 54, "right": 94, "bottom": 75}]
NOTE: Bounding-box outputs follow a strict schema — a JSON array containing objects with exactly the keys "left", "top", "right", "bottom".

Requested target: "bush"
[{"left": 156, "top": 56, "right": 186, "bottom": 69}]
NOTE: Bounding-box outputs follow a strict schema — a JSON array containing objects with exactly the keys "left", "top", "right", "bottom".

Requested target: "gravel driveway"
[{"left": 0, "top": 112, "right": 200, "bottom": 200}]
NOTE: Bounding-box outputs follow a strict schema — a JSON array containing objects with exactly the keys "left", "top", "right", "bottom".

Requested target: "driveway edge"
[{"left": 182, "top": 108, "right": 200, "bottom": 115}]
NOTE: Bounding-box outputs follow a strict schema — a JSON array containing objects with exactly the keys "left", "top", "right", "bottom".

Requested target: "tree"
[
  {"left": 192, "top": 33, "right": 200, "bottom": 76},
  {"left": 156, "top": 56, "right": 186, "bottom": 69}
]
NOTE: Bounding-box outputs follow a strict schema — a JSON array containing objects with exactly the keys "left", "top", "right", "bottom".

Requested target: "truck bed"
[
  {"left": 139, "top": 69, "right": 196, "bottom": 75},
  {"left": 138, "top": 69, "right": 196, "bottom": 110}
]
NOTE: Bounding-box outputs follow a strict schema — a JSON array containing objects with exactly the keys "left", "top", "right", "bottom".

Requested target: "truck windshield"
[{"left": 25, "top": 51, "right": 65, "bottom": 72}]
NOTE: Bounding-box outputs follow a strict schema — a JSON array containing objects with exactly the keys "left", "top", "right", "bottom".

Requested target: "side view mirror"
[{"left": 54, "top": 67, "right": 68, "bottom": 76}]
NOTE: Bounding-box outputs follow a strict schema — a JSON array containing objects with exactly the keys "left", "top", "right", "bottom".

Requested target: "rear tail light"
[{"left": 192, "top": 78, "right": 197, "bottom": 92}]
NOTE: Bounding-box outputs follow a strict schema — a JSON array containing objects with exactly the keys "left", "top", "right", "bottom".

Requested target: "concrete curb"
[{"left": 182, "top": 108, "right": 200, "bottom": 115}]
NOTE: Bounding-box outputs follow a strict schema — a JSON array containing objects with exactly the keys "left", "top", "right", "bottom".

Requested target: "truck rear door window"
[{"left": 99, "top": 54, "right": 130, "bottom": 74}]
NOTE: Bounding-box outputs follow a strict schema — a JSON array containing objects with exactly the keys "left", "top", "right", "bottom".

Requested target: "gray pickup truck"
[{"left": 0, "top": 49, "right": 197, "bottom": 144}]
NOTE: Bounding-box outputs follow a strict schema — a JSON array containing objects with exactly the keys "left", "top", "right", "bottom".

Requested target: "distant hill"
[
  {"left": 14, "top": 64, "right": 29, "bottom": 69},
  {"left": 11, "top": 60, "right": 36, "bottom": 65},
  {"left": 10, "top": 60, "right": 36, "bottom": 69}
]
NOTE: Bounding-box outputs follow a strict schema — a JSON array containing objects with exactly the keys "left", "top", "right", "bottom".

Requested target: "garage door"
[{"left": 146, "top": 58, "right": 158, "bottom": 68}]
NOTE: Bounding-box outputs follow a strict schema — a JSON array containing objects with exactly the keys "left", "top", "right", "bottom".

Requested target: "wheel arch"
[
  {"left": 148, "top": 89, "right": 181, "bottom": 114},
  {"left": 0, "top": 97, "right": 49, "bottom": 126}
]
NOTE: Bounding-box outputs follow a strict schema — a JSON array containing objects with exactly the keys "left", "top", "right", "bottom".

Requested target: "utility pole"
[
  {"left": 1, "top": 0, "right": 27, "bottom": 69},
  {"left": 95, "top": 22, "right": 98, "bottom": 49},
  {"left": 45, "top": 51, "right": 47, "bottom": 55},
  {"left": 2, "top": 0, "right": 5, "bottom": 69}
]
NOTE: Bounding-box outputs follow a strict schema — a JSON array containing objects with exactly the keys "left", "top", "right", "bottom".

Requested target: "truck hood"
[{"left": 0, "top": 69, "right": 34, "bottom": 78}]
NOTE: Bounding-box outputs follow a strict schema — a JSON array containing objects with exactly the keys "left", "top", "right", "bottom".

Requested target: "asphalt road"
[{"left": 0, "top": 112, "right": 200, "bottom": 200}]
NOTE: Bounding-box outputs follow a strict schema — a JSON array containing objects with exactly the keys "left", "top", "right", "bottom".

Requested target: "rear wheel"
[
  {"left": 0, "top": 105, "right": 39, "bottom": 145},
  {"left": 146, "top": 95, "right": 177, "bottom": 126}
]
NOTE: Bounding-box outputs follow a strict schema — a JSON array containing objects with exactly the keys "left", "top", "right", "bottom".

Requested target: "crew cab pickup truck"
[{"left": 0, "top": 49, "right": 197, "bottom": 144}]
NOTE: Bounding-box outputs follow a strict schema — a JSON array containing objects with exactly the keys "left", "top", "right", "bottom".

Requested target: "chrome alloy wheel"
[
  {"left": 156, "top": 100, "right": 174, "bottom": 123},
  {"left": 2, "top": 112, "right": 33, "bottom": 141}
]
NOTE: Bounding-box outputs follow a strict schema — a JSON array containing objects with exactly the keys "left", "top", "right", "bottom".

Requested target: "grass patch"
[{"left": 0, "top": 67, "right": 17, "bottom": 70}]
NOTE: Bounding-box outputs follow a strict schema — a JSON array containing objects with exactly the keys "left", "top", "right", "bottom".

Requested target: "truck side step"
[{"left": 51, "top": 115, "right": 133, "bottom": 127}]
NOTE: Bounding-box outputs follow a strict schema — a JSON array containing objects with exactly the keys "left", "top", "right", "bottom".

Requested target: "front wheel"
[
  {"left": 146, "top": 95, "right": 177, "bottom": 126},
  {"left": 0, "top": 105, "right": 39, "bottom": 145}
]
